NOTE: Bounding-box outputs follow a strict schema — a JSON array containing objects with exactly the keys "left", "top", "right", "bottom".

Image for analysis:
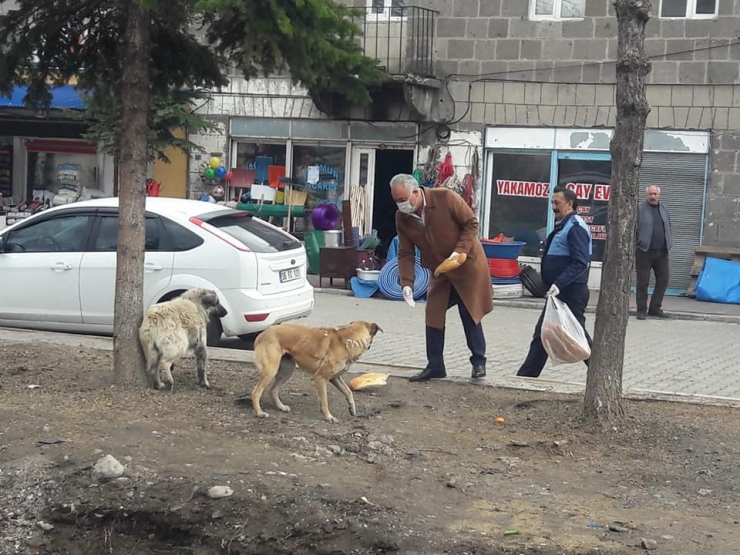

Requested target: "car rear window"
[{"left": 198, "top": 211, "right": 302, "bottom": 253}]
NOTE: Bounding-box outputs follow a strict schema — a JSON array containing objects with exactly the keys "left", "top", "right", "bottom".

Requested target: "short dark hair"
[{"left": 553, "top": 186, "right": 578, "bottom": 208}]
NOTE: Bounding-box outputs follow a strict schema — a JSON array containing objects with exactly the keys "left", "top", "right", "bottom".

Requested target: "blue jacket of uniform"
[{"left": 540, "top": 213, "right": 592, "bottom": 291}]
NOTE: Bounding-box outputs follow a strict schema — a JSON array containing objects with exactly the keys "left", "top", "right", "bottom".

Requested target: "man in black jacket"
[
  {"left": 635, "top": 185, "right": 673, "bottom": 320},
  {"left": 516, "top": 187, "right": 593, "bottom": 378}
]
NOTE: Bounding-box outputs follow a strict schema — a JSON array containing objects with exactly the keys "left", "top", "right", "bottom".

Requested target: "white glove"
[
  {"left": 402, "top": 286, "right": 415, "bottom": 307},
  {"left": 546, "top": 284, "right": 560, "bottom": 297}
]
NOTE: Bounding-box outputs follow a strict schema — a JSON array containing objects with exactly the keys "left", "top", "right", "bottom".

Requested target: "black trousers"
[
  {"left": 426, "top": 286, "right": 486, "bottom": 372},
  {"left": 516, "top": 284, "right": 592, "bottom": 378},
  {"left": 635, "top": 248, "right": 669, "bottom": 313}
]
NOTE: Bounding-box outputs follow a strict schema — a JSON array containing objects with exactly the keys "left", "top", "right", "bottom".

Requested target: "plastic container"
[
  {"left": 356, "top": 268, "right": 381, "bottom": 281},
  {"left": 304, "top": 230, "right": 325, "bottom": 275},
  {"left": 481, "top": 240, "right": 526, "bottom": 260},
  {"left": 492, "top": 283, "right": 523, "bottom": 298},
  {"left": 488, "top": 258, "right": 521, "bottom": 278},
  {"left": 323, "top": 230, "right": 343, "bottom": 248}
]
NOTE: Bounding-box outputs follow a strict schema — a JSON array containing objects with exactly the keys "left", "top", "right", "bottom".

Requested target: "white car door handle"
[
  {"left": 145, "top": 263, "right": 163, "bottom": 272},
  {"left": 50, "top": 263, "right": 73, "bottom": 271}
]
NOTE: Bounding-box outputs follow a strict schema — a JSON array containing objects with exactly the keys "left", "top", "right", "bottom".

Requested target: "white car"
[{"left": 0, "top": 197, "right": 314, "bottom": 344}]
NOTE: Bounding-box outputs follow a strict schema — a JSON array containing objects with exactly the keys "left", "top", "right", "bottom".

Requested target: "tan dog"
[{"left": 250, "top": 321, "right": 383, "bottom": 421}]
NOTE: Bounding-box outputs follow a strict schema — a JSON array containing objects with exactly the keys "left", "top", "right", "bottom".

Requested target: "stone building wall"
[{"left": 422, "top": 0, "right": 740, "bottom": 246}]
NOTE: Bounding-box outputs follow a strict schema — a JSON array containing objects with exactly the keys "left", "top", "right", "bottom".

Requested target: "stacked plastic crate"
[{"left": 482, "top": 236, "right": 526, "bottom": 299}]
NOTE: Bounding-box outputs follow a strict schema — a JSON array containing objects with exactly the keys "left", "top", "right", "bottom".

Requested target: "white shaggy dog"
[{"left": 139, "top": 288, "right": 228, "bottom": 391}]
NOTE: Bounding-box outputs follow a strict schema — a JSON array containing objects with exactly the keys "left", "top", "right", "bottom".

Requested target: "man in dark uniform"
[{"left": 516, "top": 187, "right": 593, "bottom": 378}]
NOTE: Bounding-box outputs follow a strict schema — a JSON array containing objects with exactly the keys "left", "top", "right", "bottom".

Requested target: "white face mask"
[
  {"left": 396, "top": 190, "right": 417, "bottom": 214},
  {"left": 397, "top": 200, "right": 415, "bottom": 214}
]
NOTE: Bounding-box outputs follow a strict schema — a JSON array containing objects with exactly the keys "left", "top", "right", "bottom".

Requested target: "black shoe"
[
  {"left": 636, "top": 311, "right": 646, "bottom": 320},
  {"left": 648, "top": 309, "right": 670, "bottom": 319},
  {"left": 471, "top": 364, "right": 486, "bottom": 379},
  {"left": 409, "top": 367, "right": 446, "bottom": 382}
]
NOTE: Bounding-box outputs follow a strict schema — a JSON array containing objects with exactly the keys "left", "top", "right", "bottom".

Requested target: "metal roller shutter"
[{"left": 631, "top": 152, "right": 706, "bottom": 293}]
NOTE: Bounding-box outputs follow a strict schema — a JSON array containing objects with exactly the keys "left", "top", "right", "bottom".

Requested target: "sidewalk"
[
  {"left": 294, "top": 291, "right": 740, "bottom": 401},
  {"left": 307, "top": 274, "right": 740, "bottom": 323}
]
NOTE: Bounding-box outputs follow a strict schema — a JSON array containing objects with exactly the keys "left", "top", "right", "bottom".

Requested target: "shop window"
[
  {"left": 232, "top": 142, "right": 288, "bottom": 189},
  {"left": 4, "top": 214, "right": 93, "bottom": 253},
  {"left": 557, "top": 158, "right": 611, "bottom": 263},
  {"left": 0, "top": 138, "right": 12, "bottom": 198},
  {"left": 660, "top": 0, "right": 717, "bottom": 18},
  {"left": 292, "top": 145, "right": 346, "bottom": 206},
  {"left": 26, "top": 143, "right": 100, "bottom": 203},
  {"left": 530, "top": 0, "right": 586, "bottom": 20},
  {"left": 488, "top": 152, "right": 551, "bottom": 257}
]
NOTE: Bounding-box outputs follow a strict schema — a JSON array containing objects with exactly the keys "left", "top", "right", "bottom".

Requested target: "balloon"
[
  {"left": 209, "top": 156, "right": 221, "bottom": 169},
  {"left": 215, "top": 165, "right": 227, "bottom": 179},
  {"left": 204, "top": 167, "right": 216, "bottom": 179},
  {"left": 225, "top": 170, "right": 234, "bottom": 181}
]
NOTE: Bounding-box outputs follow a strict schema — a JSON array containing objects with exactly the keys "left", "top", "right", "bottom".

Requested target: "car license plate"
[{"left": 279, "top": 267, "right": 301, "bottom": 283}]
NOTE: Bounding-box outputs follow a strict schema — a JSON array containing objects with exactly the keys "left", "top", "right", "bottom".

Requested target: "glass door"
[
  {"left": 555, "top": 152, "right": 611, "bottom": 264},
  {"left": 349, "top": 147, "right": 376, "bottom": 236}
]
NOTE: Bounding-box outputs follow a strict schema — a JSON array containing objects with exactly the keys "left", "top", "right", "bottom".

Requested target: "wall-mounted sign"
[{"left": 496, "top": 180, "right": 611, "bottom": 202}]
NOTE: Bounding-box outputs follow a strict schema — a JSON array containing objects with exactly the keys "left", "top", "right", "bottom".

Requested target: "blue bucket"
[{"left": 481, "top": 241, "right": 526, "bottom": 260}]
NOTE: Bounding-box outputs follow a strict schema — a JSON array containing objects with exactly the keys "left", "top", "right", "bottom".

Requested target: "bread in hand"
[{"left": 434, "top": 252, "right": 467, "bottom": 277}]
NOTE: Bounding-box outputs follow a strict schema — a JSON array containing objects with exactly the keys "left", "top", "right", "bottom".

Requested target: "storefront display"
[
  {"left": 556, "top": 157, "right": 611, "bottom": 263},
  {"left": 483, "top": 126, "right": 710, "bottom": 294},
  {"left": 0, "top": 138, "right": 11, "bottom": 198},
  {"left": 292, "top": 145, "right": 346, "bottom": 207},
  {"left": 26, "top": 139, "right": 102, "bottom": 204},
  {"left": 487, "top": 152, "right": 550, "bottom": 257},
  {"left": 234, "top": 142, "right": 287, "bottom": 178}
]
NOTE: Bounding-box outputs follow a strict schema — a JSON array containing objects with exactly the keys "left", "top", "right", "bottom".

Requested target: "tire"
[
  {"left": 520, "top": 264, "right": 546, "bottom": 299},
  {"left": 206, "top": 317, "right": 223, "bottom": 347},
  {"left": 238, "top": 332, "right": 260, "bottom": 342},
  {"left": 159, "top": 290, "right": 222, "bottom": 345}
]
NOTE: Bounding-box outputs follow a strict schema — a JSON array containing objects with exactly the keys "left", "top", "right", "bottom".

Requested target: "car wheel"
[
  {"left": 206, "top": 318, "right": 223, "bottom": 347},
  {"left": 237, "top": 333, "right": 260, "bottom": 342}
]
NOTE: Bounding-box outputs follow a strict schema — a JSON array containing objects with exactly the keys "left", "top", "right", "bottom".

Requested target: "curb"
[
  {"left": 1, "top": 327, "right": 739, "bottom": 410},
  {"left": 313, "top": 286, "right": 353, "bottom": 297},
  {"left": 310, "top": 288, "right": 740, "bottom": 325},
  {"left": 492, "top": 298, "right": 740, "bottom": 324}
]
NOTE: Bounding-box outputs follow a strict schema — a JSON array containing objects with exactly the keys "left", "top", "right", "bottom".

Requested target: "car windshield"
[{"left": 198, "top": 211, "right": 301, "bottom": 253}]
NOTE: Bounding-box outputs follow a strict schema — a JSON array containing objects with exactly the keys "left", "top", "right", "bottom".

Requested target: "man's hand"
[
  {"left": 402, "top": 286, "right": 415, "bottom": 307},
  {"left": 433, "top": 251, "right": 467, "bottom": 277},
  {"left": 546, "top": 284, "right": 560, "bottom": 298}
]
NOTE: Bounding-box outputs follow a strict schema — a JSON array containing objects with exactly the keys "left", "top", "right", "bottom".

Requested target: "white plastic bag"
[{"left": 540, "top": 296, "right": 591, "bottom": 365}]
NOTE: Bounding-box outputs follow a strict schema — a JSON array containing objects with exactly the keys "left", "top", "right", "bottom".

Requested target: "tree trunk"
[
  {"left": 584, "top": 0, "right": 652, "bottom": 425},
  {"left": 113, "top": 0, "right": 150, "bottom": 384}
]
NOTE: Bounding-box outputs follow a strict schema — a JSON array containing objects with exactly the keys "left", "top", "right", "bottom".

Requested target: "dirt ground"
[{"left": 0, "top": 342, "right": 739, "bottom": 555}]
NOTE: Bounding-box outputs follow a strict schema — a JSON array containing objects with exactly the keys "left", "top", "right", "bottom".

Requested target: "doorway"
[{"left": 372, "top": 149, "right": 414, "bottom": 258}]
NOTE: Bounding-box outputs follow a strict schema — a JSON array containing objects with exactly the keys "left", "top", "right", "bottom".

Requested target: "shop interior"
[
  {"left": 0, "top": 134, "right": 112, "bottom": 229},
  {"left": 372, "top": 149, "right": 414, "bottom": 259},
  {"left": 487, "top": 151, "right": 611, "bottom": 263}
]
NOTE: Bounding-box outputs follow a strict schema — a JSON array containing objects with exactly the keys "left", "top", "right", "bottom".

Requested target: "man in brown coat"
[{"left": 391, "top": 173, "right": 493, "bottom": 382}]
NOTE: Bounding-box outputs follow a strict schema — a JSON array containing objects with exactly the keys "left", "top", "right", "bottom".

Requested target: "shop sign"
[
  {"left": 497, "top": 179, "right": 611, "bottom": 242},
  {"left": 496, "top": 180, "right": 611, "bottom": 202}
]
